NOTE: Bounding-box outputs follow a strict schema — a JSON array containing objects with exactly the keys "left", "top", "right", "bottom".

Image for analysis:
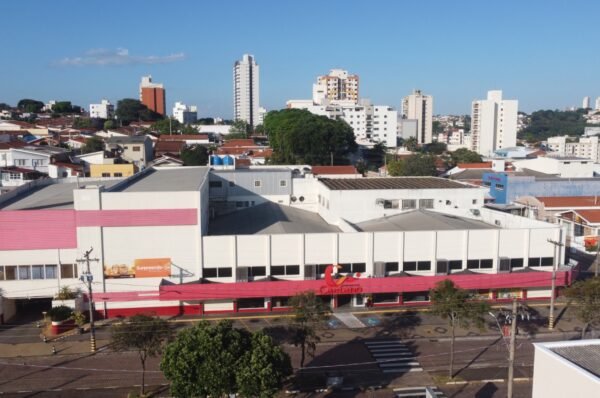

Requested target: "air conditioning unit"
[
  {"left": 374, "top": 261, "right": 385, "bottom": 277},
  {"left": 236, "top": 267, "right": 249, "bottom": 282},
  {"left": 470, "top": 209, "right": 481, "bottom": 216},
  {"left": 499, "top": 257, "right": 511, "bottom": 273},
  {"left": 436, "top": 259, "right": 449, "bottom": 275},
  {"left": 304, "top": 264, "right": 316, "bottom": 280}
]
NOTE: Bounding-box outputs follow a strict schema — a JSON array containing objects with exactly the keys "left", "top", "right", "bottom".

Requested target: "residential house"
[{"left": 105, "top": 136, "right": 153, "bottom": 168}]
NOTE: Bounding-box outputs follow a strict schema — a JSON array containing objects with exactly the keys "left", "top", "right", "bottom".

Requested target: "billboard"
[{"left": 104, "top": 258, "right": 171, "bottom": 278}]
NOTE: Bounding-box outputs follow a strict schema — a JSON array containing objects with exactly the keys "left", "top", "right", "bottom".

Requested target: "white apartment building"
[
  {"left": 596, "top": 97, "right": 600, "bottom": 111},
  {"left": 402, "top": 90, "right": 433, "bottom": 145},
  {"left": 513, "top": 156, "right": 594, "bottom": 178},
  {"left": 583, "top": 96, "right": 591, "bottom": 109},
  {"left": 287, "top": 99, "right": 398, "bottom": 148},
  {"left": 313, "top": 69, "right": 359, "bottom": 105},
  {"left": 547, "top": 135, "right": 600, "bottom": 162},
  {"left": 172, "top": 102, "right": 198, "bottom": 124},
  {"left": 89, "top": 99, "right": 114, "bottom": 119},
  {"left": 233, "top": 54, "right": 260, "bottom": 127},
  {"left": 470, "top": 90, "right": 518, "bottom": 157}
]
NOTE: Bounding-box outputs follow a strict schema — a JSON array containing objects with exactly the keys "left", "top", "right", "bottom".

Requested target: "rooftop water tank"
[{"left": 211, "top": 155, "right": 223, "bottom": 165}]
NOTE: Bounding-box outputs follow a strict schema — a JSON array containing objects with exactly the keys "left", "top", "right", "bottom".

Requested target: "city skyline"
[{"left": 1, "top": 0, "right": 599, "bottom": 118}]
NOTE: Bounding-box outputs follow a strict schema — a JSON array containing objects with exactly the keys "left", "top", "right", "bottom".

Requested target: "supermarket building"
[{"left": 0, "top": 166, "right": 571, "bottom": 320}]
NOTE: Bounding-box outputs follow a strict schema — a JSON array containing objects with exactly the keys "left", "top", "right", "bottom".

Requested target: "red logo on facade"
[{"left": 320, "top": 264, "right": 363, "bottom": 294}]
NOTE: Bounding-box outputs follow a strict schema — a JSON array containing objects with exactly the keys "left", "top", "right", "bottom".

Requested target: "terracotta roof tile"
[
  {"left": 457, "top": 162, "right": 493, "bottom": 169},
  {"left": 536, "top": 196, "right": 600, "bottom": 208},
  {"left": 312, "top": 165, "right": 358, "bottom": 175}
]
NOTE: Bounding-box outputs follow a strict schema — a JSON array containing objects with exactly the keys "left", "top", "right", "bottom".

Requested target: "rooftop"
[
  {"left": 0, "top": 179, "right": 121, "bottom": 211},
  {"left": 457, "top": 162, "right": 493, "bottom": 169},
  {"left": 536, "top": 340, "right": 600, "bottom": 380},
  {"left": 208, "top": 202, "right": 341, "bottom": 235},
  {"left": 320, "top": 177, "right": 475, "bottom": 190},
  {"left": 354, "top": 209, "right": 497, "bottom": 232},
  {"left": 112, "top": 167, "right": 210, "bottom": 193},
  {"left": 312, "top": 165, "right": 359, "bottom": 175},
  {"left": 533, "top": 196, "right": 600, "bottom": 208}
]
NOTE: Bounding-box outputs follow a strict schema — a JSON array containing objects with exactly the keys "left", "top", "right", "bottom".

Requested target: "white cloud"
[{"left": 55, "top": 48, "right": 186, "bottom": 66}]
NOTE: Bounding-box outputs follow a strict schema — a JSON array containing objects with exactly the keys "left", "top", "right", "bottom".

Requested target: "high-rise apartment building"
[
  {"left": 401, "top": 89, "right": 433, "bottom": 144},
  {"left": 312, "top": 69, "right": 359, "bottom": 105},
  {"left": 595, "top": 97, "right": 600, "bottom": 111},
  {"left": 172, "top": 102, "right": 198, "bottom": 124},
  {"left": 583, "top": 96, "right": 591, "bottom": 109},
  {"left": 233, "top": 54, "right": 260, "bottom": 127},
  {"left": 89, "top": 99, "right": 114, "bottom": 119},
  {"left": 547, "top": 135, "right": 600, "bottom": 162},
  {"left": 140, "top": 76, "right": 166, "bottom": 116},
  {"left": 470, "top": 90, "right": 518, "bottom": 157}
]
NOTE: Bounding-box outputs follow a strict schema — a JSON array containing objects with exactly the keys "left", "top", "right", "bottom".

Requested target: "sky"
[{"left": 1, "top": 0, "right": 599, "bottom": 118}]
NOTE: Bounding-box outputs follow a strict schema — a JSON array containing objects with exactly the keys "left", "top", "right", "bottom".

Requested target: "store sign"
[
  {"left": 104, "top": 258, "right": 171, "bottom": 278},
  {"left": 319, "top": 264, "right": 363, "bottom": 295}
]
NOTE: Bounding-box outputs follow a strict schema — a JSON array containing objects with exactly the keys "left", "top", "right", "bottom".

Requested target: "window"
[
  {"left": 101, "top": 173, "right": 110, "bottom": 177},
  {"left": 417, "top": 261, "right": 431, "bottom": 271},
  {"left": 248, "top": 266, "right": 266, "bottom": 277},
  {"left": 203, "top": 267, "right": 232, "bottom": 278},
  {"left": 254, "top": 180, "right": 262, "bottom": 187},
  {"left": 449, "top": 260, "right": 462, "bottom": 270},
  {"left": 481, "top": 259, "right": 493, "bottom": 268},
  {"left": 540, "top": 257, "right": 554, "bottom": 266},
  {"left": 18, "top": 266, "right": 30, "bottom": 280},
  {"left": 32, "top": 265, "right": 44, "bottom": 280},
  {"left": 45, "top": 264, "right": 57, "bottom": 279},
  {"left": 209, "top": 181, "right": 222, "bottom": 188},
  {"left": 15, "top": 159, "right": 27, "bottom": 166},
  {"left": 467, "top": 259, "right": 479, "bottom": 269},
  {"left": 403, "top": 261, "right": 417, "bottom": 271},
  {"left": 132, "top": 146, "right": 141, "bottom": 152},
  {"left": 472, "top": 199, "right": 478, "bottom": 205},
  {"left": 402, "top": 199, "right": 416, "bottom": 210},
  {"left": 113, "top": 172, "right": 122, "bottom": 177},
  {"left": 495, "top": 184, "right": 505, "bottom": 191},
  {"left": 271, "top": 265, "right": 300, "bottom": 276},
  {"left": 419, "top": 199, "right": 434, "bottom": 209},
  {"left": 383, "top": 200, "right": 399, "bottom": 209},
  {"left": 5, "top": 266, "right": 16, "bottom": 280},
  {"left": 385, "top": 262, "right": 399, "bottom": 273},
  {"left": 510, "top": 258, "right": 524, "bottom": 268},
  {"left": 279, "top": 180, "right": 287, "bottom": 187},
  {"left": 61, "top": 263, "right": 76, "bottom": 279}
]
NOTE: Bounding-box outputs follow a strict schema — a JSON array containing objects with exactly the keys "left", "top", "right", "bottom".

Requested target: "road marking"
[
  {"left": 372, "top": 352, "right": 415, "bottom": 357},
  {"left": 383, "top": 367, "right": 423, "bottom": 373}
]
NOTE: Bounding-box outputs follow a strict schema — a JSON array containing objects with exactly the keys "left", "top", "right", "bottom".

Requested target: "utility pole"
[
  {"left": 547, "top": 238, "right": 564, "bottom": 330},
  {"left": 507, "top": 298, "right": 517, "bottom": 398},
  {"left": 76, "top": 248, "right": 99, "bottom": 352}
]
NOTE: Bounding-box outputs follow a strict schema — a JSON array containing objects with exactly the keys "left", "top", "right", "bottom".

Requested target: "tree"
[
  {"left": 564, "top": 277, "right": 600, "bottom": 339},
  {"left": 81, "top": 136, "right": 105, "bottom": 154},
  {"left": 265, "top": 109, "right": 357, "bottom": 165},
  {"left": 0, "top": 103, "right": 11, "bottom": 111},
  {"left": 111, "top": 314, "right": 172, "bottom": 396},
  {"left": 430, "top": 279, "right": 489, "bottom": 379},
  {"left": 196, "top": 117, "right": 215, "bottom": 125},
  {"left": 17, "top": 99, "right": 44, "bottom": 113},
  {"left": 229, "top": 119, "right": 251, "bottom": 136},
  {"left": 52, "top": 101, "right": 74, "bottom": 114},
  {"left": 150, "top": 118, "right": 181, "bottom": 135},
  {"left": 387, "top": 153, "right": 437, "bottom": 176},
  {"left": 288, "top": 291, "right": 329, "bottom": 368},
  {"left": 519, "top": 109, "right": 588, "bottom": 141},
  {"left": 161, "top": 320, "right": 291, "bottom": 398},
  {"left": 72, "top": 117, "right": 93, "bottom": 129},
  {"left": 116, "top": 99, "right": 163, "bottom": 125},
  {"left": 423, "top": 141, "right": 447, "bottom": 155},
  {"left": 103, "top": 120, "right": 115, "bottom": 130},
  {"left": 403, "top": 136, "right": 418, "bottom": 152},
  {"left": 181, "top": 145, "right": 209, "bottom": 166},
  {"left": 432, "top": 120, "right": 444, "bottom": 134},
  {"left": 450, "top": 148, "right": 483, "bottom": 165}
]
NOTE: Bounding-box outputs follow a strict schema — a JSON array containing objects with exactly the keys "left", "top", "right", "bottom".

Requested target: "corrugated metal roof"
[
  {"left": 551, "top": 344, "right": 600, "bottom": 378},
  {"left": 320, "top": 177, "right": 475, "bottom": 190}
]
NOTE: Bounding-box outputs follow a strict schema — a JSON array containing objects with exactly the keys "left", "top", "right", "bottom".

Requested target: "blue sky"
[{"left": 1, "top": 0, "right": 599, "bottom": 118}]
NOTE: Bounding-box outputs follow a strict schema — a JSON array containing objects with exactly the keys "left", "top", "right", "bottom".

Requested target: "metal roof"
[
  {"left": 551, "top": 344, "right": 600, "bottom": 379},
  {"left": 113, "top": 167, "right": 210, "bottom": 192},
  {"left": 320, "top": 177, "right": 476, "bottom": 190},
  {"left": 354, "top": 209, "right": 497, "bottom": 232}
]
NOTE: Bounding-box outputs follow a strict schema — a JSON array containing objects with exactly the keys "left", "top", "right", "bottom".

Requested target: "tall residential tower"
[
  {"left": 402, "top": 89, "right": 433, "bottom": 144},
  {"left": 470, "top": 90, "right": 518, "bottom": 157},
  {"left": 312, "top": 69, "right": 359, "bottom": 105},
  {"left": 139, "top": 76, "right": 166, "bottom": 116},
  {"left": 233, "top": 54, "right": 260, "bottom": 127}
]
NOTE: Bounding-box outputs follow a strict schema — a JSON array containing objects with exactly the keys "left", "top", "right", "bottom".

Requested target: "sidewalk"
[{"left": 0, "top": 303, "right": 594, "bottom": 359}]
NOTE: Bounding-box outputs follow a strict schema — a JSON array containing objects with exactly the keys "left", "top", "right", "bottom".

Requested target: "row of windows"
[
  {"left": 201, "top": 257, "right": 555, "bottom": 279},
  {"left": 209, "top": 180, "right": 288, "bottom": 189},
  {"left": 101, "top": 172, "right": 123, "bottom": 177},
  {"left": 376, "top": 198, "right": 434, "bottom": 210},
  {"left": 0, "top": 264, "right": 78, "bottom": 281}
]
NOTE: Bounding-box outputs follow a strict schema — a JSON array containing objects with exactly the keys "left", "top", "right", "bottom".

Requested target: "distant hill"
[{"left": 519, "top": 109, "right": 589, "bottom": 142}]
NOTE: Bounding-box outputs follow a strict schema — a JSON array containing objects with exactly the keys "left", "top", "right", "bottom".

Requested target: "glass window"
[
  {"left": 417, "top": 261, "right": 431, "bottom": 271},
  {"left": 385, "top": 262, "right": 399, "bottom": 273},
  {"left": 480, "top": 259, "right": 493, "bottom": 269},
  {"left": 271, "top": 266, "right": 285, "bottom": 275},
  {"left": 61, "top": 263, "right": 75, "bottom": 279},
  {"left": 316, "top": 264, "right": 328, "bottom": 274},
  {"left": 249, "top": 266, "right": 266, "bottom": 277},
  {"left": 528, "top": 257, "right": 541, "bottom": 267},
  {"left": 5, "top": 266, "right": 16, "bottom": 280},
  {"left": 45, "top": 264, "right": 57, "bottom": 279},
  {"left": 353, "top": 263, "right": 366, "bottom": 273},
  {"left": 101, "top": 173, "right": 110, "bottom": 177},
  {"left": 340, "top": 263, "right": 352, "bottom": 273},
  {"left": 286, "top": 265, "right": 300, "bottom": 275},
  {"left": 403, "top": 261, "right": 417, "bottom": 271},
  {"left": 541, "top": 257, "right": 554, "bottom": 266},
  {"left": 0, "top": 266, "right": 4, "bottom": 280},
  {"left": 32, "top": 265, "right": 44, "bottom": 279},
  {"left": 449, "top": 260, "right": 462, "bottom": 270},
  {"left": 254, "top": 180, "right": 262, "bottom": 187},
  {"left": 279, "top": 180, "right": 287, "bottom": 187},
  {"left": 18, "top": 266, "right": 30, "bottom": 280},
  {"left": 132, "top": 146, "right": 141, "bottom": 152},
  {"left": 203, "top": 268, "right": 217, "bottom": 278},
  {"left": 114, "top": 173, "right": 123, "bottom": 177},
  {"left": 419, "top": 199, "right": 434, "bottom": 209},
  {"left": 402, "top": 199, "right": 416, "bottom": 210},
  {"left": 467, "top": 259, "right": 479, "bottom": 269},
  {"left": 510, "top": 258, "right": 524, "bottom": 268},
  {"left": 218, "top": 268, "right": 232, "bottom": 277}
]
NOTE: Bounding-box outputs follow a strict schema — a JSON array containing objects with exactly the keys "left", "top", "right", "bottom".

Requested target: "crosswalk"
[
  {"left": 364, "top": 339, "right": 423, "bottom": 373},
  {"left": 393, "top": 386, "right": 445, "bottom": 398}
]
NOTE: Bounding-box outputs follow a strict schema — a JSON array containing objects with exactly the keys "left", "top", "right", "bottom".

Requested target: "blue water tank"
[
  {"left": 211, "top": 155, "right": 223, "bottom": 165},
  {"left": 223, "top": 156, "right": 234, "bottom": 166}
]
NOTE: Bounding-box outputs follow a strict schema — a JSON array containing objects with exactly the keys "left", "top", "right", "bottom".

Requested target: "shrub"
[
  {"left": 48, "top": 305, "right": 73, "bottom": 322},
  {"left": 55, "top": 286, "right": 77, "bottom": 300}
]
